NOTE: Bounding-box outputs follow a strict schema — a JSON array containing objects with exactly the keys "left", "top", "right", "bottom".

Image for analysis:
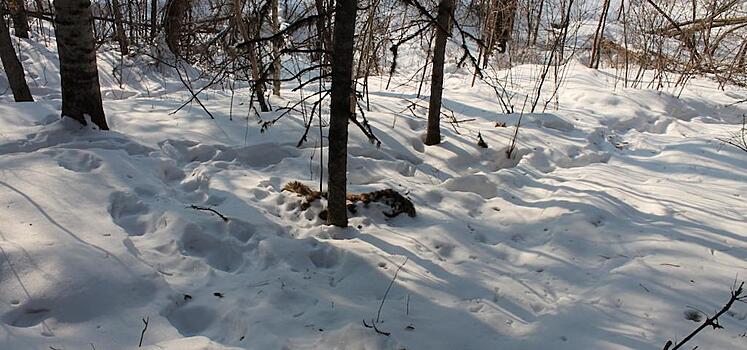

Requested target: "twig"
[
  {"left": 663, "top": 281, "right": 746, "bottom": 350},
  {"left": 189, "top": 205, "right": 229, "bottom": 222},
  {"left": 363, "top": 257, "right": 408, "bottom": 337},
  {"left": 376, "top": 257, "right": 408, "bottom": 323},
  {"left": 362, "top": 318, "right": 391, "bottom": 336},
  {"left": 138, "top": 316, "right": 149, "bottom": 347},
  {"left": 406, "top": 294, "right": 411, "bottom": 316},
  {"left": 716, "top": 115, "right": 747, "bottom": 153}
]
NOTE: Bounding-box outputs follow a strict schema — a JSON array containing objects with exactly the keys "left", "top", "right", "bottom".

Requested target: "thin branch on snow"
[
  {"left": 364, "top": 257, "right": 408, "bottom": 336},
  {"left": 189, "top": 205, "right": 230, "bottom": 222},
  {"left": 662, "top": 281, "right": 747, "bottom": 350},
  {"left": 138, "top": 316, "right": 149, "bottom": 347}
]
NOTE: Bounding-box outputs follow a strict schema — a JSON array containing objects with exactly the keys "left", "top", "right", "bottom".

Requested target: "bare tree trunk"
[
  {"left": 495, "top": 0, "right": 516, "bottom": 53},
  {"left": 481, "top": 0, "right": 496, "bottom": 68},
  {"left": 589, "top": 0, "right": 611, "bottom": 69},
  {"left": 425, "top": 0, "right": 454, "bottom": 146},
  {"left": 125, "top": 0, "right": 134, "bottom": 45},
  {"left": 149, "top": 0, "right": 158, "bottom": 40},
  {"left": 247, "top": 41, "right": 269, "bottom": 111},
  {"left": 111, "top": 0, "right": 129, "bottom": 55},
  {"left": 164, "top": 0, "right": 189, "bottom": 57},
  {"left": 33, "top": 0, "right": 46, "bottom": 12},
  {"left": 531, "top": 0, "right": 543, "bottom": 46},
  {"left": 326, "top": 0, "right": 357, "bottom": 227},
  {"left": 314, "top": 0, "right": 332, "bottom": 74},
  {"left": 271, "top": 0, "right": 281, "bottom": 95},
  {"left": 0, "top": 13, "right": 33, "bottom": 101},
  {"left": 8, "top": 0, "right": 31, "bottom": 38},
  {"left": 54, "top": 0, "right": 108, "bottom": 130},
  {"left": 232, "top": 0, "right": 269, "bottom": 112}
]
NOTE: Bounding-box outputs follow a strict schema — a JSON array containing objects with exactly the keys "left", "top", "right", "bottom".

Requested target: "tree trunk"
[
  {"left": 232, "top": 0, "right": 269, "bottom": 112},
  {"left": 111, "top": 0, "right": 129, "bottom": 55},
  {"left": 150, "top": 0, "right": 158, "bottom": 40},
  {"left": 247, "top": 40, "right": 269, "bottom": 111},
  {"left": 164, "top": 0, "right": 188, "bottom": 57},
  {"left": 531, "top": 0, "right": 543, "bottom": 46},
  {"left": 326, "top": 0, "right": 357, "bottom": 227},
  {"left": 495, "top": 0, "right": 517, "bottom": 53},
  {"left": 314, "top": 0, "right": 331, "bottom": 74},
  {"left": 589, "top": 0, "right": 611, "bottom": 69},
  {"left": 125, "top": 0, "right": 134, "bottom": 45},
  {"left": 54, "top": 0, "right": 108, "bottom": 130},
  {"left": 8, "top": 0, "right": 31, "bottom": 38},
  {"left": 0, "top": 13, "right": 33, "bottom": 101},
  {"left": 271, "top": 0, "right": 281, "bottom": 95},
  {"left": 425, "top": 0, "right": 454, "bottom": 146}
]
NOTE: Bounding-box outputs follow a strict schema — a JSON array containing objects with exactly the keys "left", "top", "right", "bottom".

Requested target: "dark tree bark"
[
  {"left": 494, "top": 0, "right": 517, "bottom": 53},
  {"left": 589, "top": 0, "right": 611, "bottom": 69},
  {"left": 125, "top": 0, "right": 133, "bottom": 45},
  {"left": 326, "top": 0, "right": 357, "bottom": 227},
  {"left": 0, "top": 13, "right": 33, "bottom": 101},
  {"left": 480, "top": 0, "right": 516, "bottom": 66},
  {"left": 232, "top": 0, "right": 269, "bottom": 112},
  {"left": 424, "top": 0, "right": 454, "bottom": 146},
  {"left": 164, "top": 0, "right": 189, "bottom": 57},
  {"left": 149, "top": 0, "right": 158, "bottom": 40},
  {"left": 531, "top": 0, "right": 543, "bottom": 46},
  {"left": 54, "top": 0, "right": 108, "bottom": 130},
  {"left": 110, "top": 0, "right": 129, "bottom": 55},
  {"left": 8, "top": 0, "right": 31, "bottom": 38}
]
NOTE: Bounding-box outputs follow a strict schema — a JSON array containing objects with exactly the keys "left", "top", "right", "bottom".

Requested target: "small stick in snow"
[
  {"left": 363, "top": 257, "right": 409, "bottom": 336},
  {"left": 363, "top": 319, "right": 391, "bottom": 336},
  {"left": 406, "top": 294, "right": 411, "bottom": 316},
  {"left": 477, "top": 132, "right": 488, "bottom": 148},
  {"left": 188, "top": 205, "right": 229, "bottom": 222},
  {"left": 659, "top": 263, "right": 680, "bottom": 268},
  {"left": 138, "top": 316, "right": 149, "bottom": 347},
  {"left": 376, "top": 257, "right": 409, "bottom": 324}
]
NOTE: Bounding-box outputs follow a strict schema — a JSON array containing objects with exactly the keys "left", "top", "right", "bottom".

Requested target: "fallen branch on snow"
[
  {"left": 364, "top": 257, "right": 409, "bottom": 336},
  {"left": 189, "top": 205, "right": 229, "bottom": 222},
  {"left": 662, "top": 281, "right": 747, "bottom": 350}
]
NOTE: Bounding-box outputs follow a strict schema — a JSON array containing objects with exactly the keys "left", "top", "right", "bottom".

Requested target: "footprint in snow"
[{"left": 45, "top": 149, "right": 102, "bottom": 172}]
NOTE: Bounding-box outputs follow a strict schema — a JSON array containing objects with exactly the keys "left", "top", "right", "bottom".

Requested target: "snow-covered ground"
[{"left": 2, "top": 35, "right": 747, "bottom": 350}]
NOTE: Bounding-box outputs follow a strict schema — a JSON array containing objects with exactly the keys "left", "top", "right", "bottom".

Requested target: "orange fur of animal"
[{"left": 283, "top": 182, "right": 416, "bottom": 218}]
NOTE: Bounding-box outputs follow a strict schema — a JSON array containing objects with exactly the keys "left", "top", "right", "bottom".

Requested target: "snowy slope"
[{"left": 2, "top": 35, "right": 747, "bottom": 350}]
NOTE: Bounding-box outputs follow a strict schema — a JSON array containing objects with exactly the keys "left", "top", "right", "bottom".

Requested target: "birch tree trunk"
[{"left": 54, "top": 0, "right": 108, "bottom": 130}]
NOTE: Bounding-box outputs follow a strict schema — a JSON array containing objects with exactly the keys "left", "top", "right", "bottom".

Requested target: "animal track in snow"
[
  {"left": 2, "top": 305, "right": 51, "bottom": 327},
  {"left": 159, "top": 139, "right": 302, "bottom": 168},
  {"left": 308, "top": 245, "right": 343, "bottom": 269},
  {"left": 164, "top": 304, "right": 217, "bottom": 336},
  {"left": 179, "top": 223, "right": 244, "bottom": 272},
  {"left": 45, "top": 149, "right": 102, "bottom": 172},
  {"left": 109, "top": 191, "right": 162, "bottom": 236}
]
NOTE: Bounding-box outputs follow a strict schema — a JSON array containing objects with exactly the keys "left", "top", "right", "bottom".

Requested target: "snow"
[{"left": 2, "top": 33, "right": 747, "bottom": 350}]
